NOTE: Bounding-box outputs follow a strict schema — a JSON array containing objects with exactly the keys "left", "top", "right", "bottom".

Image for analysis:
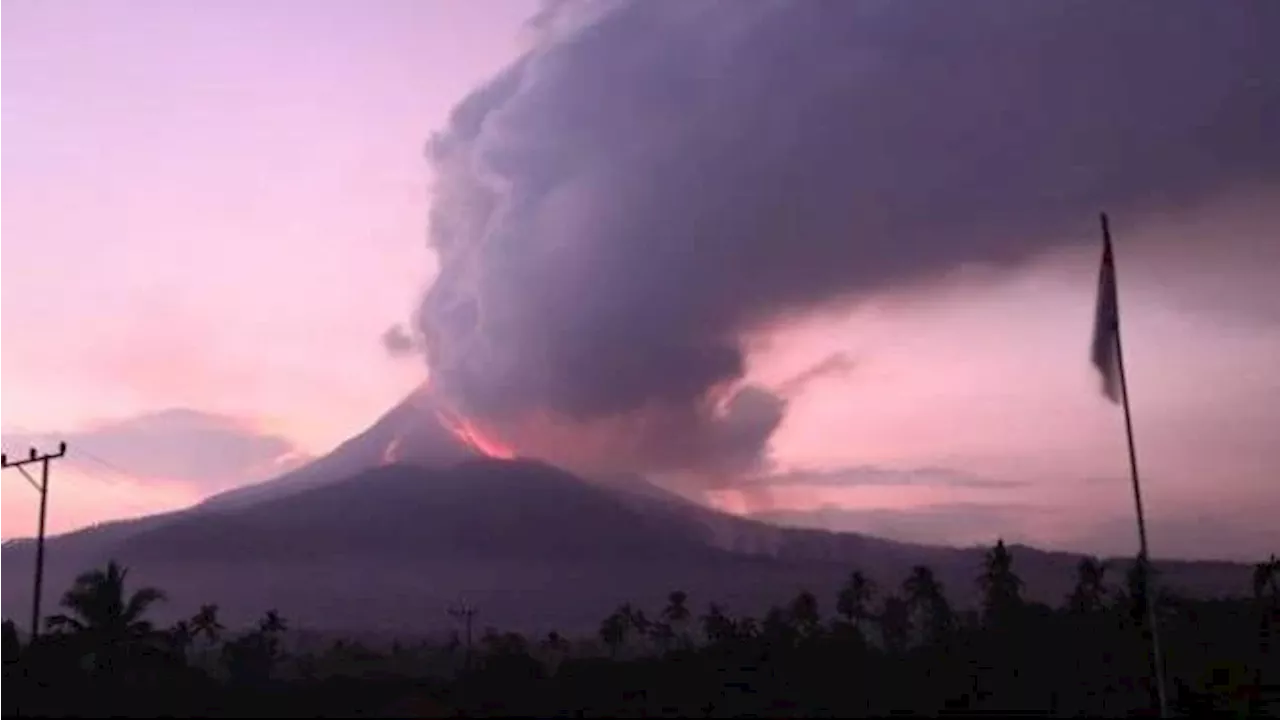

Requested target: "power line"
[{"left": 70, "top": 446, "right": 141, "bottom": 483}]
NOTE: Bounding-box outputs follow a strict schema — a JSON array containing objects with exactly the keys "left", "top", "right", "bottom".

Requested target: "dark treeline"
[{"left": 3, "top": 543, "right": 1278, "bottom": 717}]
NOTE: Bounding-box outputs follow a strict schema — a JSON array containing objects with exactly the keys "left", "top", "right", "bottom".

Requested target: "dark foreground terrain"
[{"left": 4, "top": 547, "right": 1277, "bottom": 717}]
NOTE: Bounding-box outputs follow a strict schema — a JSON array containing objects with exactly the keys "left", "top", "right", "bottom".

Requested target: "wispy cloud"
[
  {"left": 753, "top": 502, "right": 1048, "bottom": 549},
  {"left": 749, "top": 466, "right": 1028, "bottom": 490},
  {"left": 1, "top": 409, "right": 310, "bottom": 492}
]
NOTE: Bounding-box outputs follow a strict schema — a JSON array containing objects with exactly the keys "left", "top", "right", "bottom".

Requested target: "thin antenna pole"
[{"left": 1102, "top": 213, "right": 1169, "bottom": 718}]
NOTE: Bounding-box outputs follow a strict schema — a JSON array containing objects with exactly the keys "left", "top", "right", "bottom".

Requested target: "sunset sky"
[{"left": 3, "top": 0, "right": 1277, "bottom": 561}]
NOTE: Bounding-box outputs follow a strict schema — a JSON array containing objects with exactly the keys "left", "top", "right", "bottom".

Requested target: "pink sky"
[{"left": 3, "top": 1, "right": 1277, "bottom": 561}]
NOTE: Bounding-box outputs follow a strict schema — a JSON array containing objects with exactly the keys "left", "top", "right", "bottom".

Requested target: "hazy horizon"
[{"left": 4, "top": 0, "right": 1278, "bottom": 563}]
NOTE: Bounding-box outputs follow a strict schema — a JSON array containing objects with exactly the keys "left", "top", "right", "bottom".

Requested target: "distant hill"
[{"left": 1, "top": 453, "right": 1252, "bottom": 636}]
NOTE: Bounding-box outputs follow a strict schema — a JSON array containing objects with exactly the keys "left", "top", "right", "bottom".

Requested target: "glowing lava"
[
  {"left": 434, "top": 405, "right": 516, "bottom": 460},
  {"left": 381, "top": 434, "right": 404, "bottom": 465},
  {"left": 379, "top": 380, "right": 517, "bottom": 462}
]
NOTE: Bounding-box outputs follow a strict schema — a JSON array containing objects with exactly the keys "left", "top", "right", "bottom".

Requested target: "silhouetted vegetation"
[{"left": 4, "top": 547, "right": 1278, "bottom": 716}]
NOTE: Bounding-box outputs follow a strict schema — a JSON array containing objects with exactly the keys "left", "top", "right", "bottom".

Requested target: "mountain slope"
[
  {"left": 2, "top": 456, "right": 1253, "bottom": 636},
  {"left": 199, "top": 388, "right": 475, "bottom": 511}
]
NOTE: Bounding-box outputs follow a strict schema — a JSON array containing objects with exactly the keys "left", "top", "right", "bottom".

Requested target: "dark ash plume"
[
  {"left": 415, "top": 0, "right": 1279, "bottom": 474},
  {"left": 381, "top": 324, "right": 419, "bottom": 358}
]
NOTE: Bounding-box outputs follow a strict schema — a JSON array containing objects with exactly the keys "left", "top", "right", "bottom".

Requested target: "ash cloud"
[
  {"left": 381, "top": 324, "right": 419, "bottom": 358},
  {"left": 415, "top": 0, "right": 1280, "bottom": 475}
]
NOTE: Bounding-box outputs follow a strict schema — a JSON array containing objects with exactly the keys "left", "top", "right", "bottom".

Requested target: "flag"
[{"left": 1091, "top": 219, "right": 1122, "bottom": 403}]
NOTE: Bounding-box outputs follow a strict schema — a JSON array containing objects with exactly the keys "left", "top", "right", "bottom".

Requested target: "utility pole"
[
  {"left": 447, "top": 599, "right": 478, "bottom": 672},
  {"left": 2, "top": 442, "right": 67, "bottom": 642}
]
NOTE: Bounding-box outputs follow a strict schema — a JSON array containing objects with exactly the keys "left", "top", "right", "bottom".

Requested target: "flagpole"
[{"left": 1100, "top": 212, "right": 1169, "bottom": 718}]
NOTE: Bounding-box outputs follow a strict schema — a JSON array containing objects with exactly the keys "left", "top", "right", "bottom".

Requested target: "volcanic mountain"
[
  {"left": 198, "top": 386, "right": 479, "bottom": 511},
  {"left": 0, "top": 394, "right": 1253, "bottom": 636}
]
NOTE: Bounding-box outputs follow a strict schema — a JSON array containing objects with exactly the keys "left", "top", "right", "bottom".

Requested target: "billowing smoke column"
[{"left": 415, "top": 0, "right": 1279, "bottom": 478}]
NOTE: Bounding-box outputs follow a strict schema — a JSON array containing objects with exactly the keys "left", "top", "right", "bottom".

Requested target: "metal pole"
[
  {"left": 31, "top": 458, "right": 51, "bottom": 641},
  {"left": 1102, "top": 213, "right": 1169, "bottom": 718}
]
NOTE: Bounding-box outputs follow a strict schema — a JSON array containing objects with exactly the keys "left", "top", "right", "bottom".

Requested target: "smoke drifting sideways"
[{"left": 413, "top": 0, "right": 1280, "bottom": 480}]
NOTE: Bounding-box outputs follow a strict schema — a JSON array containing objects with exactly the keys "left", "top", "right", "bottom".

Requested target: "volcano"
[
  {"left": 198, "top": 386, "right": 478, "bottom": 511},
  {"left": 0, "top": 393, "right": 1253, "bottom": 635}
]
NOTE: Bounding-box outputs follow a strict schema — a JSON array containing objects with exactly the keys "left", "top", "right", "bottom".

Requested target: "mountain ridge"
[{"left": 0, "top": 392, "right": 1257, "bottom": 634}]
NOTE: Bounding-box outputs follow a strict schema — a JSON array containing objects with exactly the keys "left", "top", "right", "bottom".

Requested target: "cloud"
[
  {"left": 750, "top": 466, "right": 1027, "bottom": 490},
  {"left": 380, "top": 324, "right": 419, "bottom": 358},
  {"left": 774, "top": 353, "right": 858, "bottom": 399},
  {"left": 416, "top": 0, "right": 1280, "bottom": 477},
  {"left": 754, "top": 502, "right": 1048, "bottom": 549},
  {"left": 1, "top": 409, "right": 310, "bottom": 492}
]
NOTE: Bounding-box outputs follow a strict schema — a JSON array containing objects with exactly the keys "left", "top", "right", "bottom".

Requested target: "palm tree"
[
  {"left": 979, "top": 539, "right": 1024, "bottom": 625},
  {"left": 259, "top": 609, "right": 287, "bottom": 636},
  {"left": 44, "top": 561, "right": 166, "bottom": 674},
  {"left": 222, "top": 609, "right": 289, "bottom": 683},
  {"left": 836, "top": 570, "right": 875, "bottom": 629},
  {"left": 1067, "top": 557, "right": 1109, "bottom": 614},
  {"left": 662, "top": 590, "right": 690, "bottom": 623},
  {"left": 190, "top": 603, "right": 225, "bottom": 645},
  {"left": 46, "top": 561, "right": 165, "bottom": 642},
  {"left": 662, "top": 590, "right": 692, "bottom": 648}
]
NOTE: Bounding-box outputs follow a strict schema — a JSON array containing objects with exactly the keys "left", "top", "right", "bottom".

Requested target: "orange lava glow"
[
  {"left": 381, "top": 434, "right": 404, "bottom": 465},
  {"left": 434, "top": 405, "right": 516, "bottom": 460}
]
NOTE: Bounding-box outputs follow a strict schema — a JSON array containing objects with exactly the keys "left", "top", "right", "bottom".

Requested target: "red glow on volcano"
[{"left": 434, "top": 404, "right": 516, "bottom": 460}]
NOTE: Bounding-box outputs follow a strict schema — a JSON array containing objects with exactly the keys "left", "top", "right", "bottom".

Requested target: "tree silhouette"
[
  {"left": 700, "top": 603, "right": 733, "bottom": 645},
  {"left": 762, "top": 605, "right": 796, "bottom": 647},
  {"left": 979, "top": 539, "right": 1024, "bottom": 626},
  {"left": 190, "top": 603, "right": 225, "bottom": 644},
  {"left": 903, "top": 565, "right": 952, "bottom": 644},
  {"left": 44, "top": 560, "right": 166, "bottom": 673},
  {"left": 222, "top": 608, "right": 289, "bottom": 684},
  {"left": 1067, "top": 557, "right": 1109, "bottom": 614},
  {"left": 648, "top": 620, "right": 675, "bottom": 653},
  {"left": 259, "top": 608, "right": 287, "bottom": 635},
  {"left": 1252, "top": 554, "right": 1278, "bottom": 602},
  {"left": 788, "top": 590, "right": 821, "bottom": 638},
  {"left": 599, "top": 612, "right": 627, "bottom": 658},
  {"left": 167, "top": 619, "right": 194, "bottom": 660},
  {"left": 662, "top": 590, "right": 692, "bottom": 648},
  {"left": 539, "top": 629, "right": 570, "bottom": 670},
  {"left": 10, "top": 555, "right": 1278, "bottom": 717},
  {"left": 836, "top": 570, "right": 875, "bottom": 631},
  {"left": 2, "top": 619, "right": 19, "bottom": 662},
  {"left": 880, "top": 595, "right": 911, "bottom": 654}
]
